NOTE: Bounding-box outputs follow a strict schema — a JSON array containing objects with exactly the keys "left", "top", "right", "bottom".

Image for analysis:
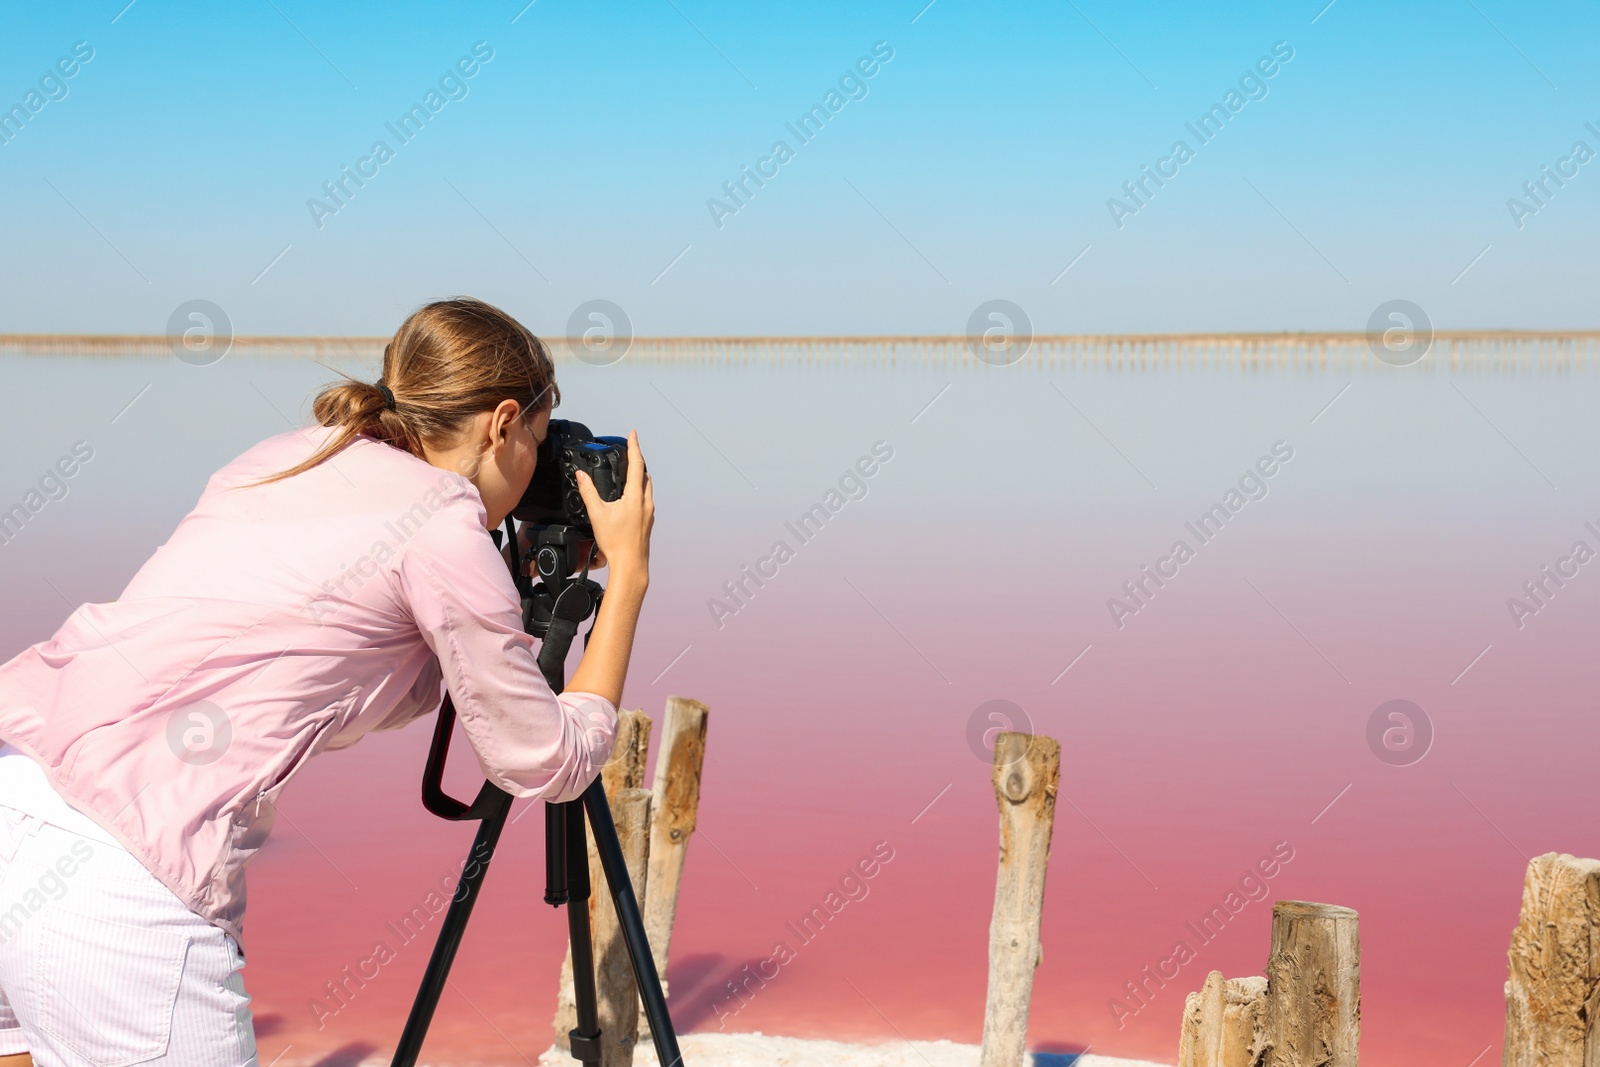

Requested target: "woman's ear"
[{"left": 491, "top": 398, "right": 522, "bottom": 447}]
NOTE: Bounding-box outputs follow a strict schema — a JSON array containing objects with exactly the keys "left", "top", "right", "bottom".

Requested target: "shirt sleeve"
[
  {"left": 394, "top": 481, "right": 618, "bottom": 803},
  {"left": 366, "top": 658, "right": 444, "bottom": 736}
]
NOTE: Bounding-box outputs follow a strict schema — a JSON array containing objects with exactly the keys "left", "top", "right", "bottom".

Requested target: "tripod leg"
[
  {"left": 391, "top": 791, "right": 512, "bottom": 1067},
  {"left": 545, "top": 800, "right": 569, "bottom": 906},
  {"left": 561, "top": 799, "right": 604, "bottom": 1066},
  {"left": 582, "top": 780, "right": 685, "bottom": 1067}
]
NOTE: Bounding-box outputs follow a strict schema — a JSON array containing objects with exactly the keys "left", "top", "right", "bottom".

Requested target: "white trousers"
[{"left": 0, "top": 804, "right": 258, "bottom": 1066}]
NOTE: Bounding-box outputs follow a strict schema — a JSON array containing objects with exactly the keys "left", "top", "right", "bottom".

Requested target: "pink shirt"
[{"left": 0, "top": 424, "right": 618, "bottom": 948}]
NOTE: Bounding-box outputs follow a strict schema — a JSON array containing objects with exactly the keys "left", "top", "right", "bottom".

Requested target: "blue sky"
[{"left": 1, "top": 0, "right": 1596, "bottom": 336}]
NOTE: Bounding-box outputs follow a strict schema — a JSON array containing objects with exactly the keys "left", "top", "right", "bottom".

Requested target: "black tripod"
[{"left": 390, "top": 517, "right": 683, "bottom": 1067}]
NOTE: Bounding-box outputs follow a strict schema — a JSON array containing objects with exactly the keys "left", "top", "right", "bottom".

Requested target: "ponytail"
[{"left": 245, "top": 298, "right": 560, "bottom": 488}]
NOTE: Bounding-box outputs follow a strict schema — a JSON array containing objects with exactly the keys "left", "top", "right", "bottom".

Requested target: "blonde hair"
[{"left": 249, "top": 298, "right": 560, "bottom": 487}]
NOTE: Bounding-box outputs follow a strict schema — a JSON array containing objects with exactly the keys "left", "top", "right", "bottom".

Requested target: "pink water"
[{"left": 1, "top": 350, "right": 1594, "bottom": 1065}]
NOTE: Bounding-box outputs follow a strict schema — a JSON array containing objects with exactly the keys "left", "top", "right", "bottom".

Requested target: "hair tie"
[{"left": 376, "top": 383, "right": 397, "bottom": 412}]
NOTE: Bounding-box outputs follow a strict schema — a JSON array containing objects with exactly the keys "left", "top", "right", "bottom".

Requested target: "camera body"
[{"left": 513, "top": 419, "right": 630, "bottom": 528}]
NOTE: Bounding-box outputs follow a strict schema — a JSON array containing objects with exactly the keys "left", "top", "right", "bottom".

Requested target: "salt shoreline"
[
  {"left": 539, "top": 1032, "right": 1173, "bottom": 1067},
  {"left": 291, "top": 1033, "right": 1176, "bottom": 1066},
  {"left": 273, "top": 1031, "right": 1175, "bottom": 1067}
]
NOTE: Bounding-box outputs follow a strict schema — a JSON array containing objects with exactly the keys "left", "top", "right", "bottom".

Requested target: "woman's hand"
[
  {"left": 574, "top": 429, "right": 653, "bottom": 589},
  {"left": 565, "top": 430, "right": 651, "bottom": 707}
]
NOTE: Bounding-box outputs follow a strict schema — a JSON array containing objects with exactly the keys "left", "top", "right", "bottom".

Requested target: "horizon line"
[
  {"left": 3, "top": 328, "right": 1600, "bottom": 346},
  {"left": 7, "top": 330, "right": 1597, "bottom": 372}
]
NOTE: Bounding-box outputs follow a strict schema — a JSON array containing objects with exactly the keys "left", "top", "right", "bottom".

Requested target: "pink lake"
[{"left": 0, "top": 344, "right": 1594, "bottom": 1066}]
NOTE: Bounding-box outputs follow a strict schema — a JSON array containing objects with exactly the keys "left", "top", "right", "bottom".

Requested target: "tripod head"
[{"left": 517, "top": 522, "right": 605, "bottom": 652}]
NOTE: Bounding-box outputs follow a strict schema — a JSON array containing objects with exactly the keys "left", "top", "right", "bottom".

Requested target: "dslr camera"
[{"left": 512, "top": 419, "right": 632, "bottom": 582}]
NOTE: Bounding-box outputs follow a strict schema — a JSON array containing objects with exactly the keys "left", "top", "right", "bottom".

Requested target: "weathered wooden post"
[
  {"left": 979, "top": 731, "right": 1062, "bottom": 1067},
  {"left": 601, "top": 708, "right": 653, "bottom": 799},
  {"left": 638, "top": 696, "right": 709, "bottom": 1040},
  {"left": 1179, "top": 971, "right": 1268, "bottom": 1067},
  {"left": 1503, "top": 852, "right": 1600, "bottom": 1065},
  {"left": 1265, "top": 900, "right": 1360, "bottom": 1067},
  {"left": 554, "top": 708, "right": 652, "bottom": 1053}
]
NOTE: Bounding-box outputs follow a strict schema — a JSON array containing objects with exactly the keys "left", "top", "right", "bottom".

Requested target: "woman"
[{"left": 0, "top": 298, "right": 653, "bottom": 1066}]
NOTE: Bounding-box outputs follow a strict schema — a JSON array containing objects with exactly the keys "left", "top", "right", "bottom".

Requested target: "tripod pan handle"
[{"left": 421, "top": 693, "right": 509, "bottom": 821}]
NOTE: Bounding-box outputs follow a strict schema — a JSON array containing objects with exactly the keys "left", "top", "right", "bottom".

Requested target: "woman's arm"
[
  {"left": 564, "top": 429, "right": 654, "bottom": 707},
  {"left": 391, "top": 430, "right": 652, "bottom": 800},
  {"left": 397, "top": 497, "right": 617, "bottom": 803},
  {"left": 565, "top": 570, "right": 647, "bottom": 707}
]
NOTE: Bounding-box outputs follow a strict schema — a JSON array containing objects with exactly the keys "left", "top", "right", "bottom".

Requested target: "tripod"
[{"left": 390, "top": 517, "right": 683, "bottom": 1067}]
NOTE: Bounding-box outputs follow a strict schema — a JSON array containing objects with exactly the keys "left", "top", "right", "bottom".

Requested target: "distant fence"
[{"left": 3, "top": 332, "right": 1600, "bottom": 370}]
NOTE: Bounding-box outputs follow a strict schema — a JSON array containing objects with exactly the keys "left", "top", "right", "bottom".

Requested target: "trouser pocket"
[
  {"left": 38, "top": 908, "right": 190, "bottom": 1067},
  {"left": 0, "top": 806, "right": 36, "bottom": 866}
]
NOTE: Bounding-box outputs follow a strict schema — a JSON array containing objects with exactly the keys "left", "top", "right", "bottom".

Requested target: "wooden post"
[
  {"left": 1179, "top": 971, "right": 1268, "bottom": 1067},
  {"left": 554, "top": 709, "right": 652, "bottom": 1052},
  {"left": 638, "top": 696, "right": 709, "bottom": 1039},
  {"left": 602, "top": 708, "right": 653, "bottom": 798},
  {"left": 594, "top": 787, "right": 652, "bottom": 1067},
  {"left": 979, "top": 731, "right": 1062, "bottom": 1067},
  {"left": 1503, "top": 852, "right": 1600, "bottom": 1066},
  {"left": 1265, "top": 900, "right": 1360, "bottom": 1067}
]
